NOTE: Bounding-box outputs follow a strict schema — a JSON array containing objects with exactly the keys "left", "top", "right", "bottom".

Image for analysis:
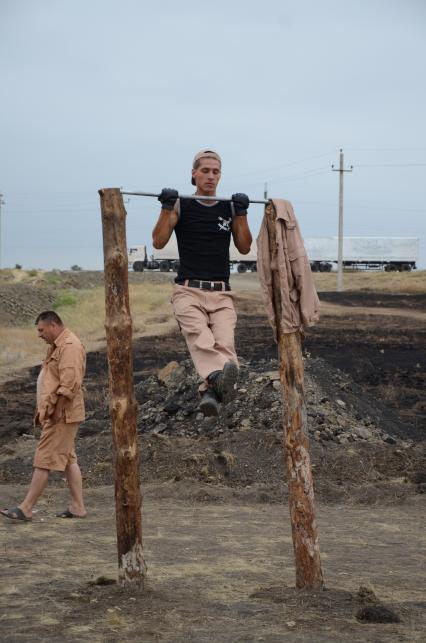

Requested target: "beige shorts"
[{"left": 33, "top": 422, "right": 79, "bottom": 472}]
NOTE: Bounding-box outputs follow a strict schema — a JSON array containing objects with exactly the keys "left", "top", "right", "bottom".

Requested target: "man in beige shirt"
[{"left": 1, "top": 311, "right": 87, "bottom": 522}]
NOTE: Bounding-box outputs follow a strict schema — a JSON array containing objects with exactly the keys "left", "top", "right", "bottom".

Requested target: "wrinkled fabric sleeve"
[
  {"left": 291, "top": 255, "right": 320, "bottom": 326},
  {"left": 289, "top": 218, "right": 320, "bottom": 327},
  {"left": 256, "top": 215, "right": 278, "bottom": 342}
]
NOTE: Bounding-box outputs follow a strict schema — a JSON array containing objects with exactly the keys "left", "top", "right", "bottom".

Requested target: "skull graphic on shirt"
[{"left": 218, "top": 216, "right": 231, "bottom": 232}]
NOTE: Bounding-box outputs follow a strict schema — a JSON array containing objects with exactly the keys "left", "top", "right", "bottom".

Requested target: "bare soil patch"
[{"left": 0, "top": 484, "right": 425, "bottom": 642}]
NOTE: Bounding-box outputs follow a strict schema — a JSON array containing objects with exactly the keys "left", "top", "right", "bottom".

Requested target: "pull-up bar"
[
  {"left": 99, "top": 187, "right": 323, "bottom": 591},
  {"left": 120, "top": 190, "right": 270, "bottom": 205}
]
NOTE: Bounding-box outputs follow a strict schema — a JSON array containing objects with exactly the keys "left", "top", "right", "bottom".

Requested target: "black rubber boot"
[
  {"left": 199, "top": 388, "right": 220, "bottom": 417},
  {"left": 208, "top": 361, "right": 239, "bottom": 404}
]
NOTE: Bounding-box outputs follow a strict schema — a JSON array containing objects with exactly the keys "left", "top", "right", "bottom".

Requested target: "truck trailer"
[
  {"left": 128, "top": 239, "right": 257, "bottom": 273},
  {"left": 128, "top": 237, "right": 419, "bottom": 273},
  {"left": 305, "top": 237, "right": 419, "bottom": 272}
]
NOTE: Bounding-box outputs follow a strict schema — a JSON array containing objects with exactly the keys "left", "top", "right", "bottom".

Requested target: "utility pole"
[
  {"left": 264, "top": 182, "right": 268, "bottom": 200},
  {"left": 332, "top": 150, "right": 352, "bottom": 292},
  {"left": 0, "top": 193, "right": 4, "bottom": 269}
]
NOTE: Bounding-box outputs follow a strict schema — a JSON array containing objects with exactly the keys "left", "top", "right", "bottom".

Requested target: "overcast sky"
[{"left": 1, "top": 0, "right": 425, "bottom": 269}]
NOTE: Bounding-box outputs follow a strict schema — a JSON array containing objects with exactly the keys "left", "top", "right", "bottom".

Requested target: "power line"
[
  {"left": 292, "top": 199, "right": 425, "bottom": 213},
  {"left": 281, "top": 167, "right": 331, "bottom": 180},
  {"left": 347, "top": 147, "right": 426, "bottom": 152},
  {"left": 222, "top": 167, "right": 330, "bottom": 192},
  {"left": 224, "top": 150, "right": 336, "bottom": 179},
  {"left": 355, "top": 163, "right": 426, "bottom": 167}
]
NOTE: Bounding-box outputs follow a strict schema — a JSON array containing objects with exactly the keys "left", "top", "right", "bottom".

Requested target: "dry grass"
[
  {"left": 0, "top": 282, "right": 173, "bottom": 381},
  {"left": 52, "top": 283, "right": 174, "bottom": 346},
  {"left": 232, "top": 269, "right": 426, "bottom": 294},
  {"left": 0, "top": 327, "right": 46, "bottom": 376},
  {"left": 313, "top": 269, "right": 426, "bottom": 294},
  {"left": 0, "top": 268, "right": 44, "bottom": 284},
  {"left": 1, "top": 269, "right": 424, "bottom": 382}
]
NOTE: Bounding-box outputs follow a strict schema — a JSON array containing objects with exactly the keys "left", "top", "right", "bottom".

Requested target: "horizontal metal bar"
[{"left": 120, "top": 190, "right": 270, "bottom": 205}]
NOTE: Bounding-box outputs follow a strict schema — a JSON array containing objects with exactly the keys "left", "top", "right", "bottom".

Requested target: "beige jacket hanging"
[{"left": 256, "top": 199, "right": 320, "bottom": 339}]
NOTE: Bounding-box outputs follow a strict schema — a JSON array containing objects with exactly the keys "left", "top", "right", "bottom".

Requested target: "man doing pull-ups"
[{"left": 152, "top": 149, "right": 252, "bottom": 416}]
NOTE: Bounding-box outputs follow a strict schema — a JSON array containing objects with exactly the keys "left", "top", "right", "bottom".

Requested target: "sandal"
[
  {"left": 1, "top": 506, "right": 32, "bottom": 522},
  {"left": 56, "top": 508, "right": 86, "bottom": 519}
]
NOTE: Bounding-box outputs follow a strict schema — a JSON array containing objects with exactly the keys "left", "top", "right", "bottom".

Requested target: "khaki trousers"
[{"left": 171, "top": 285, "right": 238, "bottom": 389}]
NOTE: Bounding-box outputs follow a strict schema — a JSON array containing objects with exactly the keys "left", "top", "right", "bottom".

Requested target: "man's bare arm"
[
  {"left": 231, "top": 193, "right": 252, "bottom": 254},
  {"left": 152, "top": 209, "right": 179, "bottom": 248},
  {"left": 152, "top": 188, "right": 179, "bottom": 249},
  {"left": 232, "top": 216, "right": 252, "bottom": 254}
]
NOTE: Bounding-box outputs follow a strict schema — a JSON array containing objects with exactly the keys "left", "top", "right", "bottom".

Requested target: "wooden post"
[
  {"left": 265, "top": 203, "right": 324, "bottom": 590},
  {"left": 99, "top": 187, "right": 146, "bottom": 587}
]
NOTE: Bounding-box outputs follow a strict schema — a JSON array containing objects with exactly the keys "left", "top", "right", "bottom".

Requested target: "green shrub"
[
  {"left": 45, "top": 272, "right": 62, "bottom": 285},
  {"left": 54, "top": 291, "right": 78, "bottom": 308}
]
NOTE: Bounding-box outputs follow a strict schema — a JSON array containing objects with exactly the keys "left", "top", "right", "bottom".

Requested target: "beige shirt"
[
  {"left": 257, "top": 199, "right": 320, "bottom": 339},
  {"left": 36, "top": 328, "right": 86, "bottom": 425}
]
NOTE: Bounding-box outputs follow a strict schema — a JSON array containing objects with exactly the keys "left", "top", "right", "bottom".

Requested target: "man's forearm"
[
  {"left": 152, "top": 210, "right": 178, "bottom": 249},
  {"left": 232, "top": 217, "right": 252, "bottom": 254}
]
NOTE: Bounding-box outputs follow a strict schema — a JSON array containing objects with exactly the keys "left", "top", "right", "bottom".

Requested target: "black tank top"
[{"left": 174, "top": 198, "right": 233, "bottom": 282}]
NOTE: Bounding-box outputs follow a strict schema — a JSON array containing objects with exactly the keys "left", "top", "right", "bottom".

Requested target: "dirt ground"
[
  {"left": 1, "top": 484, "right": 425, "bottom": 642},
  {"left": 0, "top": 271, "right": 425, "bottom": 642}
]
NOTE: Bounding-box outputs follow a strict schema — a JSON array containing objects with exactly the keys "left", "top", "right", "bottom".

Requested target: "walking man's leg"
[
  {"left": 65, "top": 462, "right": 86, "bottom": 517},
  {"left": 18, "top": 467, "right": 50, "bottom": 518}
]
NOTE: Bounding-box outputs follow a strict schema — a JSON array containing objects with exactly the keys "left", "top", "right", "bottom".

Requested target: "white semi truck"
[
  {"left": 128, "top": 239, "right": 257, "bottom": 273},
  {"left": 128, "top": 237, "right": 419, "bottom": 273},
  {"left": 305, "top": 237, "right": 419, "bottom": 272}
]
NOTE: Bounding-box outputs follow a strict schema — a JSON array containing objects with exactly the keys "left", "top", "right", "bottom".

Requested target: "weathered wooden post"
[
  {"left": 99, "top": 187, "right": 146, "bottom": 587},
  {"left": 265, "top": 202, "right": 324, "bottom": 590}
]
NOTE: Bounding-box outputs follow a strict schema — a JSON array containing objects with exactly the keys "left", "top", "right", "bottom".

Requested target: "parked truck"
[
  {"left": 128, "top": 239, "right": 257, "bottom": 273},
  {"left": 128, "top": 244, "right": 181, "bottom": 273},
  {"left": 128, "top": 237, "right": 419, "bottom": 273},
  {"left": 305, "top": 237, "right": 419, "bottom": 272}
]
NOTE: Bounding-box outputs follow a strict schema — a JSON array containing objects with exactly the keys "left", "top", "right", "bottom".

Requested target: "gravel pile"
[{"left": 81, "top": 356, "right": 411, "bottom": 449}]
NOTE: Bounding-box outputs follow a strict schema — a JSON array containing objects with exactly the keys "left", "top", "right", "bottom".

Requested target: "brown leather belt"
[{"left": 176, "top": 279, "right": 231, "bottom": 292}]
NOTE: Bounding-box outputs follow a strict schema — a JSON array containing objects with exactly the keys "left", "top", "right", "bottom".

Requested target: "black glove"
[
  {"left": 158, "top": 188, "right": 178, "bottom": 211},
  {"left": 232, "top": 193, "right": 249, "bottom": 215}
]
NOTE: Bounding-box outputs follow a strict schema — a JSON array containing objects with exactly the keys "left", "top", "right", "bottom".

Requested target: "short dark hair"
[{"left": 35, "top": 311, "right": 64, "bottom": 325}]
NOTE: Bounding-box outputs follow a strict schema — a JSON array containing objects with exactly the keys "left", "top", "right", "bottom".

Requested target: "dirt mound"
[
  {"left": 1, "top": 348, "right": 425, "bottom": 503},
  {"left": 0, "top": 284, "right": 56, "bottom": 325},
  {"left": 0, "top": 289, "right": 424, "bottom": 503}
]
